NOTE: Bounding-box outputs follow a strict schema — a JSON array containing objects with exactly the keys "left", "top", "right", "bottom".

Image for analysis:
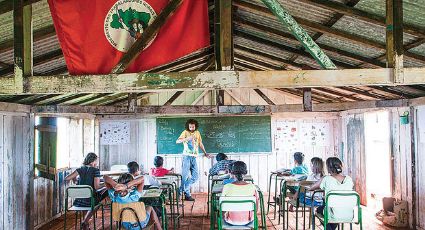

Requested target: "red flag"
[{"left": 48, "top": 0, "right": 210, "bottom": 75}]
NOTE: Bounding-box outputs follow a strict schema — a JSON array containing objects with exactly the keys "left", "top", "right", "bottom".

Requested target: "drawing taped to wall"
[
  {"left": 300, "top": 122, "right": 330, "bottom": 147},
  {"left": 100, "top": 121, "right": 130, "bottom": 145}
]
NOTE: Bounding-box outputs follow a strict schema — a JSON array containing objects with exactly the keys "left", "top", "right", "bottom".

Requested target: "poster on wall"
[
  {"left": 300, "top": 122, "right": 331, "bottom": 147},
  {"left": 275, "top": 121, "right": 299, "bottom": 153},
  {"left": 100, "top": 121, "right": 130, "bottom": 145}
]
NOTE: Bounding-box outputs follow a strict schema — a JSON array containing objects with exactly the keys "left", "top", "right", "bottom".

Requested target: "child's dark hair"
[
  {"left": 154, "top": 156, "right": 164, "bottom": 167},
  {"left": 127, "top": 161, "right": 139, "bottom": 175},
  {"left": 83, "top": 152, "right": 98, "bottom": 166},
  {"left": 326, "top": 157, "right": 343, "bottom": 174},
  {"left": 293, "top": 152, "right": 304, "bottom": 165},
  {"left": 185, "top": 119, "right": 199, "bottom": 131},
  {"left": 118, "top": 173, "right": 134, "bottom": 184},
  {"left": 311, "top": 157, "right": 324, "bottom": 176},
  {"left": 230, "top": 161, "right": 247, "bottom": 181},
  {"left": 216, "top": 153, "right": 227, "bottom": 162}
]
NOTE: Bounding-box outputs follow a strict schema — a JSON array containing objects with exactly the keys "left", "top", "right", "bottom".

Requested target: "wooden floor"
[{"left": 39, "top": 193, "right": 394, "bottom": 230}]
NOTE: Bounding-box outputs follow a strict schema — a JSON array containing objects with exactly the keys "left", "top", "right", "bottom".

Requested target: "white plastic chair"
[
  {"left": 64, "top": 185, "right": 103, "bottom": 230},
  {"left": 110, "top": 164, "right": 128, "bottom": 172},
  {"left": 316, "top": 190, "right": 363, "bottom": 230},
  {"left": 218, "top": 196, "right": 258, "bottom": 230}
]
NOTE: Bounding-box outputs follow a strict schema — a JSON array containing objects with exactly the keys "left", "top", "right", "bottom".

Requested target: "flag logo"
[{"left": 104, "top": 0, "right": 157, "bottom": 52}]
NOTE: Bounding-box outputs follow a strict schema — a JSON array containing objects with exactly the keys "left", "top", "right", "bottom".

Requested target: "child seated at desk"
[
  {"left": 209, "top": 153, "right": 236, "bottom": 176},
  {"left": 296, "top": 157, "right": 324, "bottom": 207},
  {"left": 65, "top": 152, "right": 108, "bottom": 229},
  {"left": 309, "top": 157, "right": 354, "bottom": 230},
  {"left": 277, "top": 152, "right": 309, "bottom": 177},
  {"left": 150, "top": 156, "right": 174, "bottom": 177},
  {"left": 104, "top": 173, "right": 163, "bottom": 230},
  {"left": 221, "top": 161, "right": 258, "bottom": 226},
  {"left": 127, "top": 161, "right": 162, "bottom": 189}
]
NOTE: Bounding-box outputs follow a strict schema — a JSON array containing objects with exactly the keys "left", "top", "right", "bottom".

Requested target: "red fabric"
[
  {"left": 48, "top": 0, "right": 210, "bottom": 75},
  {"left": 151, "top": 167, "right": 170, "bottom": 177}
]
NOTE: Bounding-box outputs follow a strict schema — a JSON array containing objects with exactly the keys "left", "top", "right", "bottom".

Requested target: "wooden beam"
[
  {"left": 303, "top": 88, "right": 312, "bottom": 111},
  {"left": 216, "top": 0, "right": 233, "bottom": 70},
  {"left": 216, "top": 89, "right": 224, "bottom": 106},
  {"left": 254, "top": 89, "right": 275, "bottom": 105},
  {"left": 32, "top": 105, "right": 218, "bottom": 114},
  {"left": 386, "top": 0, "right": 404, "bottom": 84},
  {"left": 30, "top": 97, "right": 425, "bottom": 115},
  {"left": 0, "top": 101, "right": 31, "bottom": 113},
  {"left": 164, "top": 91, "right": 184, "bottom": 106},
  {"left": 14, "top": 0, "right": 32, "bottom": 93},
  {"left": 1, "top": 68, "right": 425, "bottom": 94},
  {"left": 224, "top": 89, "right": 246, "bottom": 105},
  {"left": 111, "top": 0, "right": 183, "bottom": 74},
  {"left": 260, "top": 0, "right": 336, "bottom": 69}
]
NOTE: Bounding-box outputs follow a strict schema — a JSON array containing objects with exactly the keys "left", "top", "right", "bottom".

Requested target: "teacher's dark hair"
[
  {"left": 83, "top": 152, "right": 98, "bottom": 166},
  {"left": 185, "top": 119, "right": 199, "bottom": 131}
]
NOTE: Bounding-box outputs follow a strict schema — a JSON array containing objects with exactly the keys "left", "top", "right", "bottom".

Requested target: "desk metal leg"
[
  {"left": 210, "top": 193, "right": 215, "bottom": 230},
  {"left": 207, "top": 175, "right": 211, "bottom": 216},
  {"left": 273, "top": 175, "right": 278, "bottom": 219},
  {"left": 267, "top": 173, "right": 274, "bottom": 214}
]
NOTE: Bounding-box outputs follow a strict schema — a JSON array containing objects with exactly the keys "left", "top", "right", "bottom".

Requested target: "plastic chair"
[
  {"left": 110, "top": 164, "right": 129, "bottom": 172},
  {"left": 64, "top": 185, "right": 103, "bottom": 230},
  {"left": 315, "top": 191, "right": 363, "bottom": 230},
  {"left": 111, "top": 201, "right": 154, "bottom": 230},
  {"left": 217, "top": 196, "right": 258, "bottom": 230}
]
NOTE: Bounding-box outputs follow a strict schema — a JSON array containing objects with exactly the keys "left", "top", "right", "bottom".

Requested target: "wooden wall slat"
[
  {"left": 0, "top": 115, "right": 4, "bottom": 230},
  {"left": 415, "top": 106, "right": 425, "bottom": 228},
  {"left": 13, "top": 116, "right": 24, "bottom": 229},
  {"left": 3, "top": 115, "right": 13, "bottom": 229}
]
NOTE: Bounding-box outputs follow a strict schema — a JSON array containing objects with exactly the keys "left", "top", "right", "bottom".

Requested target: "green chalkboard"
[{"left": 156, "top": 116, "right": 272, "bottom": 154}]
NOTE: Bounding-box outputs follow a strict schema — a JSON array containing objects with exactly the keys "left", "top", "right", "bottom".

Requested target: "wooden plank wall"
[
  {"left": 341, "top": 108, "right": 419, "bottom": 228},
  {"left": 99, "top": 113, "right": 340, "bottom": 192},
  {"left": 33, "top": 117, "right": 95, "bottom": 229},
  {"left": 0, "top": 111, "right": 33, "bottom": 230}
]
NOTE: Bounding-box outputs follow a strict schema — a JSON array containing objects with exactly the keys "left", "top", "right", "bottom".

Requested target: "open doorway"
[{"left": 364, "top": 111, "right": 392, "bottom": 211}]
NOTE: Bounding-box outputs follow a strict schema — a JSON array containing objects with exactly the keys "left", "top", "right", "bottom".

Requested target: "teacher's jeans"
[{"left": 180, "top": 155, "right": 199, "bottom": 197}]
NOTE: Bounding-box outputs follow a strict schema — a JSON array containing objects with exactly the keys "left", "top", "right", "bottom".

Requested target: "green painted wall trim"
[{"left": 260, "top": 0, "right": 337, "bottom": 69}]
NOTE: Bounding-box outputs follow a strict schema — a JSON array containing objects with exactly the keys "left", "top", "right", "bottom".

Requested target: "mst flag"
[{"left": 48, "top": 0, "right": 210, "bottom": 75}]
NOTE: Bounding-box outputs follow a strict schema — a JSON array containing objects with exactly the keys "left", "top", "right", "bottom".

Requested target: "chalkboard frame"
[{"left": 156, "top": 116, "right": 272, "bottom": 155}]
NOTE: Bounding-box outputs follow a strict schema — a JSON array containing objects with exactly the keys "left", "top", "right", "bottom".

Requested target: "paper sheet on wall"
[
  {"left": 300, "top": 122, "right": 330, "bottom": 147},
  {"left": 274, "top": 121, "right": 299, "bottom": 153},
  {"left": 100, "top": 121, "right": 130, "bottom": 145}
]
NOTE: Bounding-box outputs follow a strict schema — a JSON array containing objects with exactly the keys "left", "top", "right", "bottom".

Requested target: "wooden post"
[
  {"left": 127, "top": 93, "right": 137, "bottom": 113},
  {"left": 218, "top": 0, "right": 233, "bottom": 70},
  {"left": 386, "top": 0, "right": 404, "bottom": 83},
  {"left": 260, "top": 0, "right": 336, "bottom": 69},
  {"left": 111, "top": 0, "right": 183, "bottom": 74},
  {"left": 214, "top": 0, "right": 233, "bottom": 105},
  {"left": 13, "top": 0, "right": 33, "bottom": 93},
  {"left": 303, "top": 88, "right": 312, "bottom": 111}
]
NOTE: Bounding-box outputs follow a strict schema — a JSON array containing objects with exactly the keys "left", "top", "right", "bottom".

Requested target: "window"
[{"left": 35, "top": 117, "right": 57, "bottom": 180}]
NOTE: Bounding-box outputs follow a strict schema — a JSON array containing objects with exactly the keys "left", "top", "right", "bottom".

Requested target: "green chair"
[
  {"left": 217, "top": 196, "right": 258, "bottom": 230},
  {"left": 315, "top": 191, "right": 362, "bottom": 230},
  {"left": 64, "top": 185, "right": 104, "bottom": 230}
]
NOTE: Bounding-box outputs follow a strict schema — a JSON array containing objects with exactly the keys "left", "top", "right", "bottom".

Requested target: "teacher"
[{"left": 176, "top": 119, "right": 211, "bottom": 201}]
